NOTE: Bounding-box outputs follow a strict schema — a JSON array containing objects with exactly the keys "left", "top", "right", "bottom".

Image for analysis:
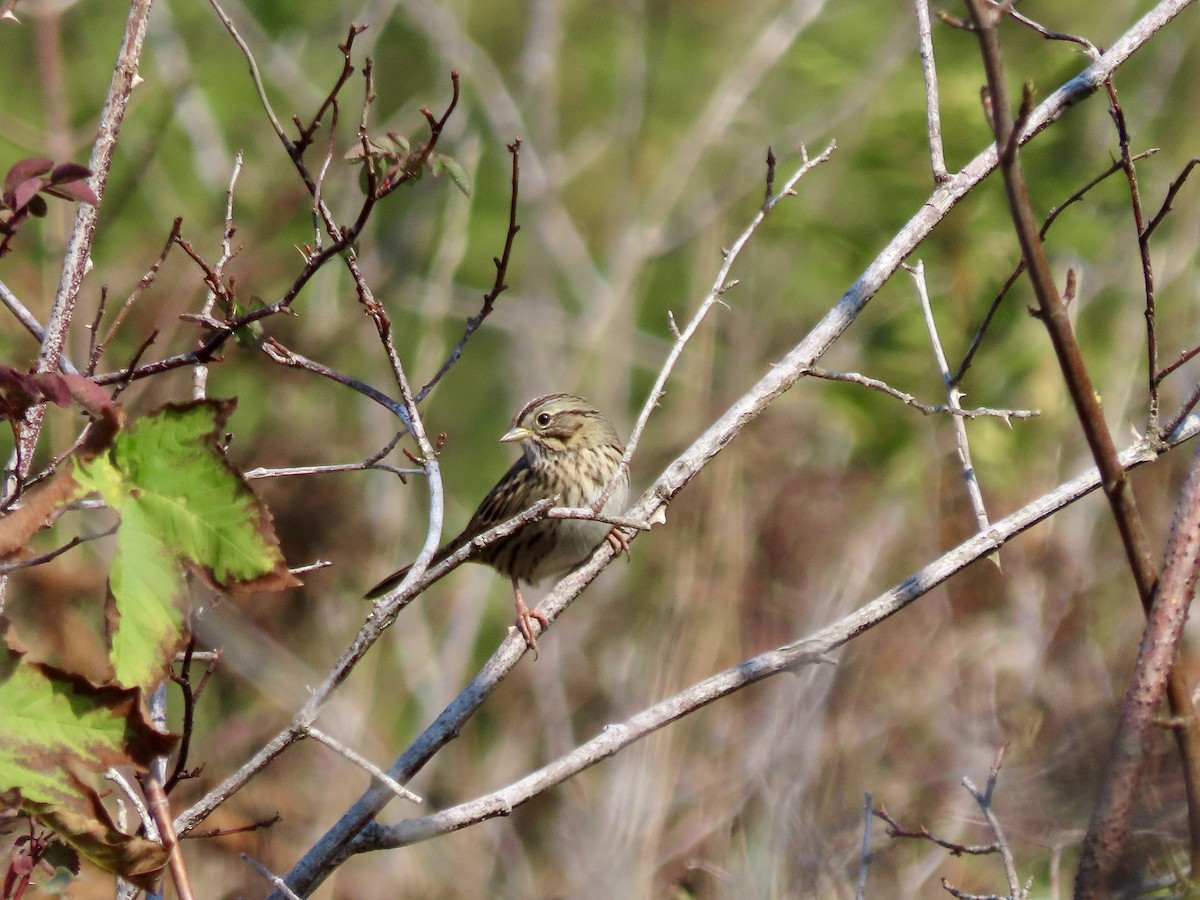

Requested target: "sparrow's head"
[{"left": 501, "top": 393, "right": 622, "bottom": 457}]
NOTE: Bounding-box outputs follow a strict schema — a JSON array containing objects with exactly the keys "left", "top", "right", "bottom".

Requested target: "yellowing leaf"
[
  {"left": 0, "top": 645, "right": 174, "bottom": 888},
  {"left": 73, "top": 399, "right": 298, "bottom": 689}
]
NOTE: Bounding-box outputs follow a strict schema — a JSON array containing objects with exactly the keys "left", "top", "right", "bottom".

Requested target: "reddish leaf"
[
  {"left": 47, "top": 163, "right": 90, "bottom": 185},
  {"left": 0, "top": 367, "right": 116, "bottom": 423},
  {"left": 43, "top": 180, "right": 98, "bottom": 206},
  {"left": 11, "top": 178, "right": 42, "bottom": 213},
  {"left": 3, "top": 158, "right": 51, "bottom": 198},
  {"left": 40, "top": 373, "right": 114, "bottom": 419},
  {"left": 0, "top": 367, "right": 42, "bottom": 418}
]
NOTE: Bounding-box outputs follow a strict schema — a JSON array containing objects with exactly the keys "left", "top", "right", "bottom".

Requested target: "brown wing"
[
  {"left": 452, "top": 455, "right": 534, "bottom": 553},
  {"left": 363, "top": 455, "right": 534, "bottom": 599}
]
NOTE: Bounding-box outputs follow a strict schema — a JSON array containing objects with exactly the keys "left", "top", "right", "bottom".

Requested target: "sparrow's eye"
[{"left": 536, "top": 412, "right": 552, "bottom": 427}]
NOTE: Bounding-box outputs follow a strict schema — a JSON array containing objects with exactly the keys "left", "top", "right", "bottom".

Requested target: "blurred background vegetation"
[{"left": 3, "top": 0, "right": 1200, "bottom": 896}]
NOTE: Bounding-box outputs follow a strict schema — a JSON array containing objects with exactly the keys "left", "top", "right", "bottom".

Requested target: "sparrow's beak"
[{"left": 500, "top": 426, "right": 532, "bottom": 443}]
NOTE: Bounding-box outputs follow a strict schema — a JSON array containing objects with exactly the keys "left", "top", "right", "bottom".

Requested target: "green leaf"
[
  {"left": 384, "top": 131, "right": 410, "bottom": 155},
  {"left": 435, "top": 153, "right": 472, "bottom": 198},
  {"left": 0, "top": 645, "right": 174, "bottom": 888},
  {"left": 74, "top": 400, "right": 297, "bottom": 689},
  {"left": 232, "top": 299, "right": 266, "bottom": 350}
]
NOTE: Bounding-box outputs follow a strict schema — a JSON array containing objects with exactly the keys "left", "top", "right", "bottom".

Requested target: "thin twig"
[
  {"left": 1143, "top": 157, "right": 1200, "bottom": 241},
  {"left": 908, "top": 260, "right": 995, "bottom": 540},
  {"left": 184, "top": 814, "right": 279, "bottom": 840},
  {"left": 17, "top": 0, "right": 152, "bottom": 484},
  {"left": 856, "top": 793, "right": 874, "bottom": 900},
  {"left": 961, "top": 746, "right": 1024, "bottom": 899},
  {"left": 292, "top": 26, "right": 366, "bottom": 155},
  {"left": 305, "top": 727, "right": 423, "bottom": 804},
  {"left": 1007, "top": 8, "right": 1101, "bottom": 59},
  {"left": 805, "top": 367, "right": 1037, "bottom": 421},
  {"left": 245, "top": 434, "right": 414, "bottom": 482},
  {"left": 0, "top": 525, "right": 117, "bottom": 575},
  {"left": 1102, "top": 78, "right": 1158, "bottom": 429},
  {"left": 165, "top": 638, "right": 215, "bottom": 794},
  {"left": 952, "top": 149, "right": 1158, "bottom": 386},
  {"left": 260, "top": 339, "right": 412, "bottom": 428},
  {"left": 91, "top": 217, "right": 182, "bottom": 377},
  {"left": 596, "top": 142, "right": 836, "bottom": 512},
  {"left": 876, "top": 807, "right": 1000, "bottom": 856},
  {"left": 378, "top": 71, "right": 461, "bottom": 196},
  {"left": 194, "top": 154, "right": 243, "bottom": 399},
  {"left": 289, "top": 560, "right": 332, "bottom": 576},
  {"left": 415, "top": 139, "right": 522, "bottom": 404},
  {"left": 914, "top": 0, "right": 949, "bottom": 182},
  {"left": 1158, "top": 346, "right": 1200, "bottom": 391}
]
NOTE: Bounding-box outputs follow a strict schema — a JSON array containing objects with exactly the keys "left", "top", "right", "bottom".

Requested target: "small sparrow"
[{"left": 365, "top": 393, "right": 628, "bottom": 652}]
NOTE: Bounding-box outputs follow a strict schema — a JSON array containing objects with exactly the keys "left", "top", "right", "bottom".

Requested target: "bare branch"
[
  {"left": 805, "top": 367, "right": 1037, "bottom": 421},
  {"left": 415, "top": 139, "right": 522, "bottom": 404},
  {"left": 193, "top": 153, "right": 243, "bottom": 399},
  {"left": 875, "top": 807, "right": 1000, "bottom": 856},
  {"left": 17, "top": 0, "right": 152, "bottom": 484},
  {"left": 913, "top": 0, "right": 949, "bottom": 182},
  {"left": 961, "top": 747, "right": 1024, "bottom": 899},
  {"left": 908, "top": 260, "right": 995, "bottom": 539},
  {"left": 597, "top": 142, "right": 836, "bottom": 511},
  {"left": 0, "top": 525, "right": 117, "bottom": 576},
  {"left": 304, "top": 728, "right": 422, "bottom": 804},
  {"left": 308, "top": 422, "right": 1199, "bottom": 882},
  {"left": 953, "top": 150, "right": 1158, "bottom": 387}
]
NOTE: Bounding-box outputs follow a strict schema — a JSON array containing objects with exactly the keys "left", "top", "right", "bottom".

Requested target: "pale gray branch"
[
  {"left": 804, "top": 367, "right": 1037, "bottom": 421},
  {"left": 304, "top": 728, "right": 423, "bottom": 805},
  {"left": 909, "top": 260, "right": 995, "bottom": 536},
  {"left": 353, "top": 421, "right": 1197, "bottom": 856},
  {"left": 914, "top": 0, "right": 948, "bottom": 182}
]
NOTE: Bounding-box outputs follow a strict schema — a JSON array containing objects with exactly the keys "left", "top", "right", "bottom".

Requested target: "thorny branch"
[
  {"left": 595, "top": 142, "right": 837, "bottom": 513},
  {"left": 908, "top": 260, "right": 995, "bottom": 539},
  {"left": 804, "top": 367, "right": 1037, "bottom": 422}
]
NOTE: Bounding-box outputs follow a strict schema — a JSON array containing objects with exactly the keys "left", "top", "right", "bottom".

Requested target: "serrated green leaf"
[
  {"left": 73, "top": 400, "right": 297, "bottom": 689},
  {"left": 0, "top": 647, "right": 175, "bottom": 803}
]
